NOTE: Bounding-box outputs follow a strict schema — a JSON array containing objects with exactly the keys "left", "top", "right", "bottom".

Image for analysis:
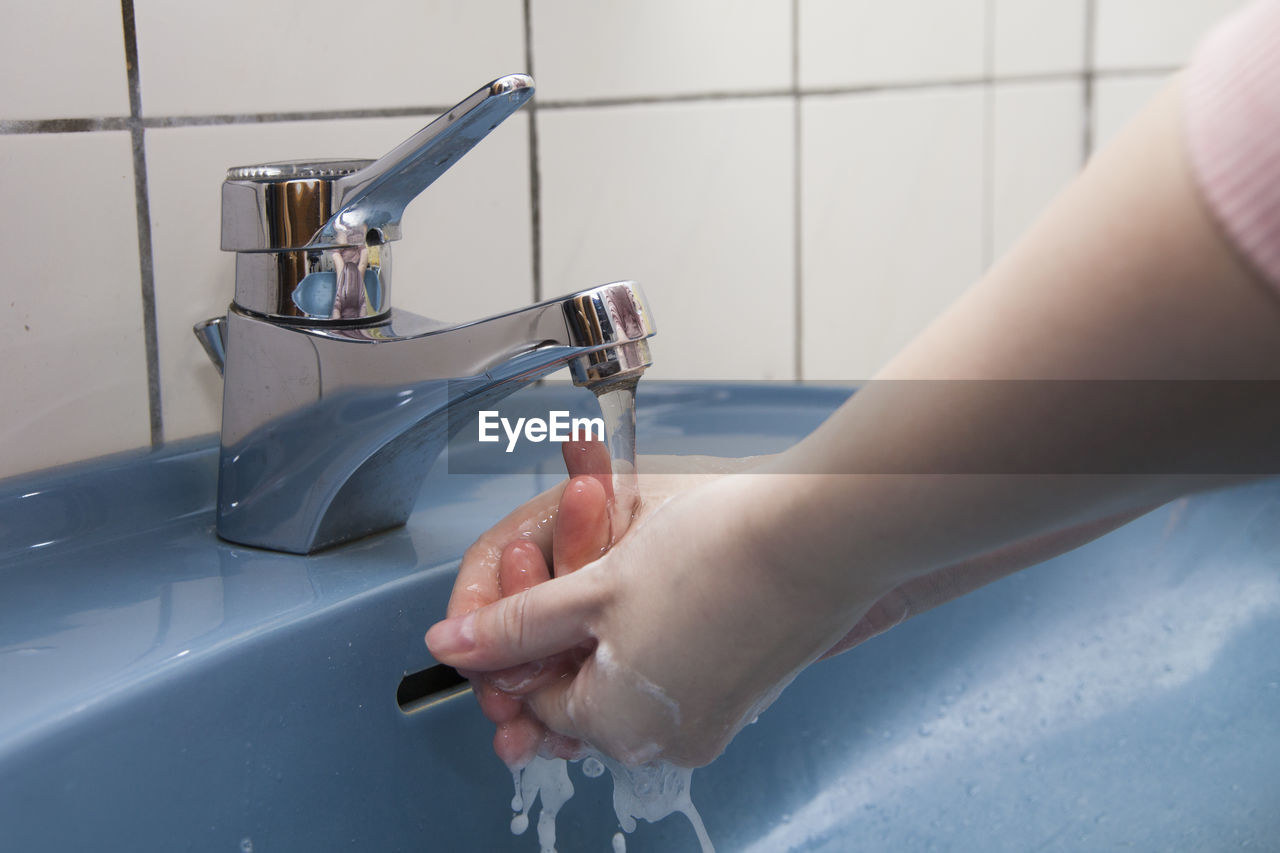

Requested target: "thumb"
[
  {"left": 522, "top": 677, "right": 583, "bottom": 744},
  {"left": 426, "top": 567, "right": 607, "bottom": 671}
]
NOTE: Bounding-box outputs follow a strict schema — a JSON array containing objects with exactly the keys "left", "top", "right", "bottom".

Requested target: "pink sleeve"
[{"left": 1185, "top": 0, "right": 1280, "bottom": 292}]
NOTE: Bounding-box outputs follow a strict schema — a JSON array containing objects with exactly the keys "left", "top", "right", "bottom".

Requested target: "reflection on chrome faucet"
[
  {"left": 195, "top": 75, "right": 656, "bottom": 554},
  {"left": 330, "top": 243, "right": 370, "bottom": 320}
]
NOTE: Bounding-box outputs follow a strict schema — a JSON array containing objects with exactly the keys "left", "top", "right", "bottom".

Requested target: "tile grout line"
[
  {"left": 523, "top": 0, "right": 543, "bottom": 303},
  {"left": 1082, "top": 0, "right": 1098, "bottom": 163},
  {"left": 982, "top": 0, "right": 996, "bottom": 269},
  {"left": 0, "top": 68, "right": 1181, "bottom": 137},
  {"left": 0, "top": 117, "right": 132, "bottom": 134},
  {"left": 120, "top": 0, "right": 163, "bottom": 447},
  {"left": 792, "top": 0, "right": 804, "bottom": 381}
]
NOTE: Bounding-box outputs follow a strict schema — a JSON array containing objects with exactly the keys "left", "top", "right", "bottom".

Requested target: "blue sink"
[{"left": 1, "top": 384, "right": 1277, "bottom": 851}]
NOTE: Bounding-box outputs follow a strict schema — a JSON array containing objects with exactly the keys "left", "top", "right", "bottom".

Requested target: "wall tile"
[
  {"left": 0, "top": 3, "right": 129, "bottom": 120},
  {"left": 1091, "top": 74, "right": 1168, "bottom": 152},
  {"left": 1093, "top": 0, "right": 1247, "bottom": 70},
  {"left": 991, "top": 80, "right": 1084, "bottom": 259},
  {"left": 801, "top": 88, "right": 984, "bottom": 379},
  {"left": 0, "top": 133, "right": 149, "bottom": 479},
  {"left": 992, "top": 0, "right": 1087, "bottom": 76},
  {"left": 800, "top": 0, "right": 986, "bottom": 88},
  {"left": 133, "top": 0, "right": 526, "bottom": 117},
  {"left": 5, "top": 0, "right": 1193, "bottom": 476},
  {"left": 538, "top": 99, "right": 795, "bottom": 381},
  {"left": 529, "top": 0, "right": 791, "bottom": 101},
  {"left": 147, "top": 114, "right": 532, "bottom": 441}
]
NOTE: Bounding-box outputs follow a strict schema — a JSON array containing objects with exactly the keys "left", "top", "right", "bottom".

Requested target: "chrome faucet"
[{"left": 194, "top": 74, "right": 654, "bottom": 554}]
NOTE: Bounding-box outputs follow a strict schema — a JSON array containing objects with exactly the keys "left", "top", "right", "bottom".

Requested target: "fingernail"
[{"left": 426, "top": 612, "right": 475, "bottom": 656}]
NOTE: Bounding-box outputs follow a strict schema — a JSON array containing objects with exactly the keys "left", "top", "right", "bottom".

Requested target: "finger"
[
  {"left": 426, "top": 569, "right": 606, "bottom": 671},
  {"left": 488, "top": 650, "right": 581, "bottom": 695},
  {"left": 446, "top": 480, "right": 568, "bottom": 618},
  {"left": 523, "top": 678, "right": 583, "bottom": 746},
  {"left": 562, "top": 438, "right": 614, "bottom": 504},
  {"left": 471, "top": 542, "right": 587, "bottom": 694},
  {"left": 460, "top": 542, "right": 554, "bottom": 723},
  {"left": 552, "top": 476, "right": 612, "bottom": 576},
  {"left": 500, "top": 541, "right": 551, "bottom": 597},
  {"left": 468, "top": 678, "right": 523, "bottom": 724},
  {"left": 494, "top": 712, "right": 544, "bottom": 769}
]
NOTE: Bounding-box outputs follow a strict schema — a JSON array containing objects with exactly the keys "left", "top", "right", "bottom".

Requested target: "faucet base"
[{"left": 207, "top": 281, "right": 655, "bottom": 554}]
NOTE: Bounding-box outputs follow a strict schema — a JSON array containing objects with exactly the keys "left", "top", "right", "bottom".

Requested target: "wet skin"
[
  {"left": 446, "top": 440, "right": 616, "bottom": 767},
  {"left": 432, "top": 441, "right": 1148, "bottom": 768}
]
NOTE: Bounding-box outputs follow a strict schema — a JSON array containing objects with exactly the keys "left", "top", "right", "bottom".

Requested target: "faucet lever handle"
[
  {"left": 316, "top": 73, "right": 534, "bottom": 247},
  {"left": 219, "top": 74, "right": 534, "bottom": 322}
]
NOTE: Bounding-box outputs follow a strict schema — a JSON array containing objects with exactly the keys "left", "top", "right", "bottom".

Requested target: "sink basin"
[{"left": 2, "top": 383, "right": 1277, "bottom": 851}]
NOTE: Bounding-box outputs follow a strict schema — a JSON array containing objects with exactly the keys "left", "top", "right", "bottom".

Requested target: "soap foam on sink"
[
  {"left": 509, "top": 752, "right": 714, "bottom": 853},
  {"left": 509, "top": 756, "right": 574, "bottom": 852}
]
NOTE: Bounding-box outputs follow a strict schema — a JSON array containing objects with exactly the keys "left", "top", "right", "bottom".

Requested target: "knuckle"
[
  {"left": 500, "top": 589, "right": 531, "bottom": 650},
  {"left": 461, "top": 538, "right": 501, "bottom": 571},
  {"left": 576, "top": 567, "right": 615, "bottom": 613}
]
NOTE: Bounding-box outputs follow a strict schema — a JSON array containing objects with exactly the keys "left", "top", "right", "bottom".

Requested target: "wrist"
[{"left": 724, "top": 466, "right": 900, "bottom": 629}]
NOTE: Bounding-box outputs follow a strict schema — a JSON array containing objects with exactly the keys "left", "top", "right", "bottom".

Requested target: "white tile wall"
[
  {"left": 0, "top": 1, "right": 1253, "bottom": 478},
  {"left": 538, "top": 100, "right": 795, "bottom": 380},
  {"left": 801, "top": 88, "right": 985, "bottom": 379},
  {"left": 0, "top": 133, "right": 150, "bottom": 478},
  {"left": 1093, "top": 0, "right": 1247, "bottom": 69},
  {"left": 147, "top": 114, "right": 532, "bottom": 441},
  {"left": 133, "top": 0, "right": 527, "bottom": 116},
  {"left": 800, "top": 0, "right": 986, "bottom": 88},
  {"left": 992, "top": 0, "right": 1087, "bottom": 76},
  {"left": 0, "top": 3, "right": 131, "bottom": 120},
  {"left": 1092, "top": 75, "right": 1170, "bottom": 152},
  {"left": 530, "top": 0, "right": 792, "bottom": 101},
  {"left": 991, "top": 81, "right": 1084, "bottom": 258}
]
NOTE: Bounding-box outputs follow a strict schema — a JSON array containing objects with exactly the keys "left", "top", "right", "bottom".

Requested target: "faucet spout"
[{"left": 206, "top": 281, "right": 654, "bottom": 553}]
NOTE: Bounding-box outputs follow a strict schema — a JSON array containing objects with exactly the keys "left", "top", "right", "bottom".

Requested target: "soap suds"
[
  {"left": 594, "top": 641, "right": 682, "bottom": 726},
  {"left": 509, "top": 755, "right": 574, "bottom": 853},
  {"left": 508, "top": 751, "right": 714, "bottom": 852}
]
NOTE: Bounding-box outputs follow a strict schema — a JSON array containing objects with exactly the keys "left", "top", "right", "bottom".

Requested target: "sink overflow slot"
[{"left": 397, "top": 664, "right": 471, "bottom": 713}]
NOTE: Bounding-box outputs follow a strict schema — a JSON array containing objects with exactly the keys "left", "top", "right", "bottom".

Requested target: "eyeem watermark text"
[{"left": 478, "top": 410, "right": 605, "bottom": 452}]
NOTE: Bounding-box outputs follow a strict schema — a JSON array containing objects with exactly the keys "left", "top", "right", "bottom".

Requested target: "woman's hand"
[
  {"left": 430, "top": 466, "right": 895, "bottom": 767},
  {"left": 433, "top": 442, "right": 1152, "bottom": 768},
  {"left": 426, "top": 72, "right": 1280, "bottom": 772},
  {"left": 438, "top": 441, "right": 764, "bottom": 766}
]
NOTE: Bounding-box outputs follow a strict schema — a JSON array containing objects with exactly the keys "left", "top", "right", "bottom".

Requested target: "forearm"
[{"left": 756, "top": 76, "right": 1280, "bottom": 603}]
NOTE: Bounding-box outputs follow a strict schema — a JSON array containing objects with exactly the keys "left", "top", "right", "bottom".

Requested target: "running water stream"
[
  {"left": 506, "top": 378, "right": 715, "bottom": 853},
  {"left": 593, "top": 379, "right": 639, "bottom": 537}
]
